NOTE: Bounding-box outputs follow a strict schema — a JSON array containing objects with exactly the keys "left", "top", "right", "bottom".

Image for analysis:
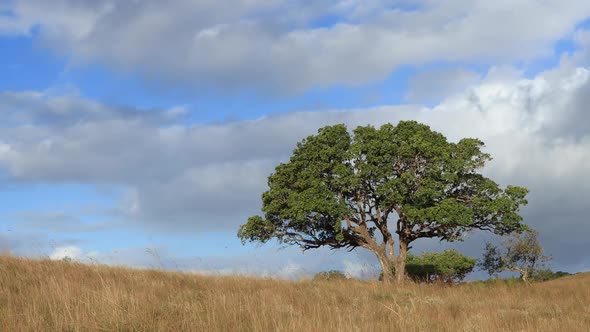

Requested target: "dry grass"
[{"left": 0, "top": 255, "right": 588, "bottom": 331}]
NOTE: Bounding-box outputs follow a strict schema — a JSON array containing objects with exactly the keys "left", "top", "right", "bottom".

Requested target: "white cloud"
[
  {"left": 0, "top": 51, "right": 590, "bottom": 271},
  {"left": 49, "top": 245, "right": 107, "bottom": 263},
  {"left": 277, "top": 263, "right": 307, "bottom": 280},
  {"left": 49, "top": 245, "right": 82, "bottom": 260},
  {"left": 342, "top": 260, "right": 377, "bottom": 279},
  {"left": 406, "top": 67, "right": 481, "bottom": 103},
  {"left": 4, "top": 210, "right": 112, "bottom": 233},
  {"left": 2, "top": 1, "right": 590, "bottom": 94}
]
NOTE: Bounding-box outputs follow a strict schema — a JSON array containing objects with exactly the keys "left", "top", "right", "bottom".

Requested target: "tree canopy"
[{"left": 238, "top": 121, "right": 529, "bottom": 283}]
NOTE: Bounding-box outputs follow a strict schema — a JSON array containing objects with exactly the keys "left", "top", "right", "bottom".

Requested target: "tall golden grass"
[{"left": 0, "top": 255, "right": 588, "bottom": 331}]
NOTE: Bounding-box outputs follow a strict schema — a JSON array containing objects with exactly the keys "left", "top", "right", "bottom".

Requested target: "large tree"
[{"left": 238, "top": 121, "right": 529, "bottom": 283}]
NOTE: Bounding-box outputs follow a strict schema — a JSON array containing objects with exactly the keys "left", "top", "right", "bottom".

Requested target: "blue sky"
[{"left": 1, "top": 1, "right": 590, "bottom": 278}]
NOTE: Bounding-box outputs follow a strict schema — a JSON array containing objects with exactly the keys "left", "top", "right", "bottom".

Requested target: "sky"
[{"left": 0, "top": 0, "right": 589, "bottom": 279}]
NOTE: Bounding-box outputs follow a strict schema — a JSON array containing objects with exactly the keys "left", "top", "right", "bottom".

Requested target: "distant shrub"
[
  {"left": 406, "top": 250, "right": 476, "bottom": 284},
  {"left": 530, "top": 269, "right": 572, "bottom": 282},
  {"left": 378, "top": 250, "right": 476, "bottom": 284},
  {"left": 313, "top": 270, "right": 347, "bottom": 281},
  {"left": 468, "top": 270, "right": 571, "bottom": 286}
]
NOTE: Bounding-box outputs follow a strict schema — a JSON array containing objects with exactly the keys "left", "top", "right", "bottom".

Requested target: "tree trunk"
[
  {"left": 377, "top": 253, "right": 395, "bottom": 283},
  {"left": 395, "top": 240, "right": 409, "bottom": 284},
  {"left": 521, "top": 269, "right": 529, "bottom": 283}
]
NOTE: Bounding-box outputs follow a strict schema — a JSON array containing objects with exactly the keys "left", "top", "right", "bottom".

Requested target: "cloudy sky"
[{"left": 0, "top": 0, "right": 589, "bottom": 279}]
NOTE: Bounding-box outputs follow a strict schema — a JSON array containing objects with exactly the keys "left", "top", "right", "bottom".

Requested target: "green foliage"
[
  {"left": 377, "top": 250, "right": 476, "bottom": 284},
  {"left": 530, "top": 269, "right": 572, "bottom": 282},
  {"left": 479, "top": 230, "right": 550, "bottom": 282},
  {"left": 238, "top": 121, "right": 529, "bottom": 281},
  {"left": 313, "top": 270, "right": 348, "bottom": 281},
  {"left": 406, "top": 250, "right": 476, "bottom": 284}
]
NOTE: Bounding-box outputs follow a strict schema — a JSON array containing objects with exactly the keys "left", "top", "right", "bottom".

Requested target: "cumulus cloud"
[
  {"left": 277, "top": 263, "right": 307, "bottom": 280},
  {"left": 342, "top": 260, "right": 378, "bottom": 279},
  {"left": 0, "top": 232, "right": 45, "bottom": 256},
  {"left": 5, "top": 210, "right": 112, "bottom": 233},
  {"left": 70, "top": 244, "right": 354, "bottom": 279},
  {"left": 1, "top": 0, "right": 589, "bottom": 94},
  {"left": 405, "top": 67, "right": 481, "bottom": 103},
  {"left": 50, "top": 244, "right": 104, "bottom": 262},
  {"left": 1, "top": 51, "right": 590, "bottom": 271},
  {"left": 49, "top": 245, "right": 81, "bottom": 260}
]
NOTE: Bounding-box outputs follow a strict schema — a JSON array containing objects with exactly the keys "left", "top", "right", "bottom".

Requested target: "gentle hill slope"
[{"left": 0, "top": 255, "right": 588, "bottom": 331}]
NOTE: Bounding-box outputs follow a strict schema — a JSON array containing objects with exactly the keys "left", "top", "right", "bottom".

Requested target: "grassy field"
[{"left": 0, "top": 255, "right": 588, "bottom": 331}]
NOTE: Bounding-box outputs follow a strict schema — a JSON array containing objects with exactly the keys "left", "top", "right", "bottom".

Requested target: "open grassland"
[{"left": 0, "top": 255, "right": 588, "bottom": 331}]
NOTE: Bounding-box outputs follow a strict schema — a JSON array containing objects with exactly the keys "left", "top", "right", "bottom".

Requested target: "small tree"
[
  {"left": 479, "top": 230, "right": 549, "bottom": 282},
  {"left": 406, "top": 250, "right": 476, "bottom": 284},
  {"left": 238, "top": 121, "right": 529, "bottom": 283}
]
